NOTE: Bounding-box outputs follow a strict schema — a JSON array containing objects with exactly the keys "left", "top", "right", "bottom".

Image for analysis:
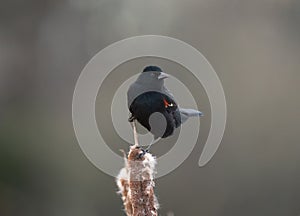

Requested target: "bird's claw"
[
  {"left": 136, "top": 148, "right": 148, "bottom": 159},
  {"left": 128, "top": 114, "right": 135, "bottom": 122}
]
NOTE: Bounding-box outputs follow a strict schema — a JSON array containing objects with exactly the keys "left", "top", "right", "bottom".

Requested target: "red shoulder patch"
[{"left": 163, "top": 98, "right": 169, "bottom": 108}]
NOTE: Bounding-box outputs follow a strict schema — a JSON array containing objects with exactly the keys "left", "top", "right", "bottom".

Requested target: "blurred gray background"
[{"left": 1, "top": 0, "right": 300, "bottom": 215}]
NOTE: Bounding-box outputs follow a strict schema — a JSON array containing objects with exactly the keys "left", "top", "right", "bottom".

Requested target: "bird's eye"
[{"left": 151, "top": 72, "right": 156, "bottom": 77}]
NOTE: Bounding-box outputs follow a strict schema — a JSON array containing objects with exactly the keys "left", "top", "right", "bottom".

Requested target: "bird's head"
[{"left": 137, "top": 66, "right": 170, "bottom": 87}]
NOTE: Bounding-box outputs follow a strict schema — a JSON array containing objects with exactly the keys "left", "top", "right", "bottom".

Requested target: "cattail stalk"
[{"left": 116, "top": 121, "right": 159, "bottom": 216}]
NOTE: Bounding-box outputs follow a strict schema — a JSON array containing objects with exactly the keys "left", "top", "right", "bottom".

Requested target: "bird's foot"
[
  {"left": 144, "top": 137, "right": 161, "bottom": 152},
  {"left": 135, "top": 146, "right": 148, "bottom": 159},
  {"left": 128, "top": 114, "right": 136, "bottom": 122}
]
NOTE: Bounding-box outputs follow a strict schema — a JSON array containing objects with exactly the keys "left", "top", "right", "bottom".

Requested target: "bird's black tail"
[{"left": 179, "top": 108, "right": 203, "bottom": 124}]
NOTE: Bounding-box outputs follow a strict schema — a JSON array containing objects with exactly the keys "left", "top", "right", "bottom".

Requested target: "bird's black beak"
[{"left": 158, "top": 72, "right": 170, "bottom": 80}]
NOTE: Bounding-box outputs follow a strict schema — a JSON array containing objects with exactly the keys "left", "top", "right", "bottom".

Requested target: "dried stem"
[
  {"left": 131, "top": 120, "right": 139, "bottom": 147},
  {"left": 116, "top": 146, "right": 159, "bottom": 216}
]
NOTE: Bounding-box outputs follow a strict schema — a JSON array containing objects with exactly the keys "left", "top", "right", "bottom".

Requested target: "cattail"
[{"left": 116, "top": 145, "right": 159, "bottom": 216}]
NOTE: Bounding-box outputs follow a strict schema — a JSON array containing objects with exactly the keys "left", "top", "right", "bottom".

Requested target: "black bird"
[{"left": 127, "top": 66, "right": 203, "bottom": 149}]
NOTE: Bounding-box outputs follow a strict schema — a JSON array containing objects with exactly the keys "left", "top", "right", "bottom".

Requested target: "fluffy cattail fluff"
[{"left": 116, "top": 146, "right": 159, "bottom": 216}]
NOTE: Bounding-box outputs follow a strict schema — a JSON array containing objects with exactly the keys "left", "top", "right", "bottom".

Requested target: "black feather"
[
  {"left": 143, "top": 66, "right": 163, "bottom": 73},
  {"left": 129, "top": 91, "right": 181, "bottom": 139}
]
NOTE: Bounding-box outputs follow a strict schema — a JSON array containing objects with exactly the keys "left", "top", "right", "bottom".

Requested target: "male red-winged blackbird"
[{"left": 127, "top": 66, "right": 203, "bottom": 149}]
